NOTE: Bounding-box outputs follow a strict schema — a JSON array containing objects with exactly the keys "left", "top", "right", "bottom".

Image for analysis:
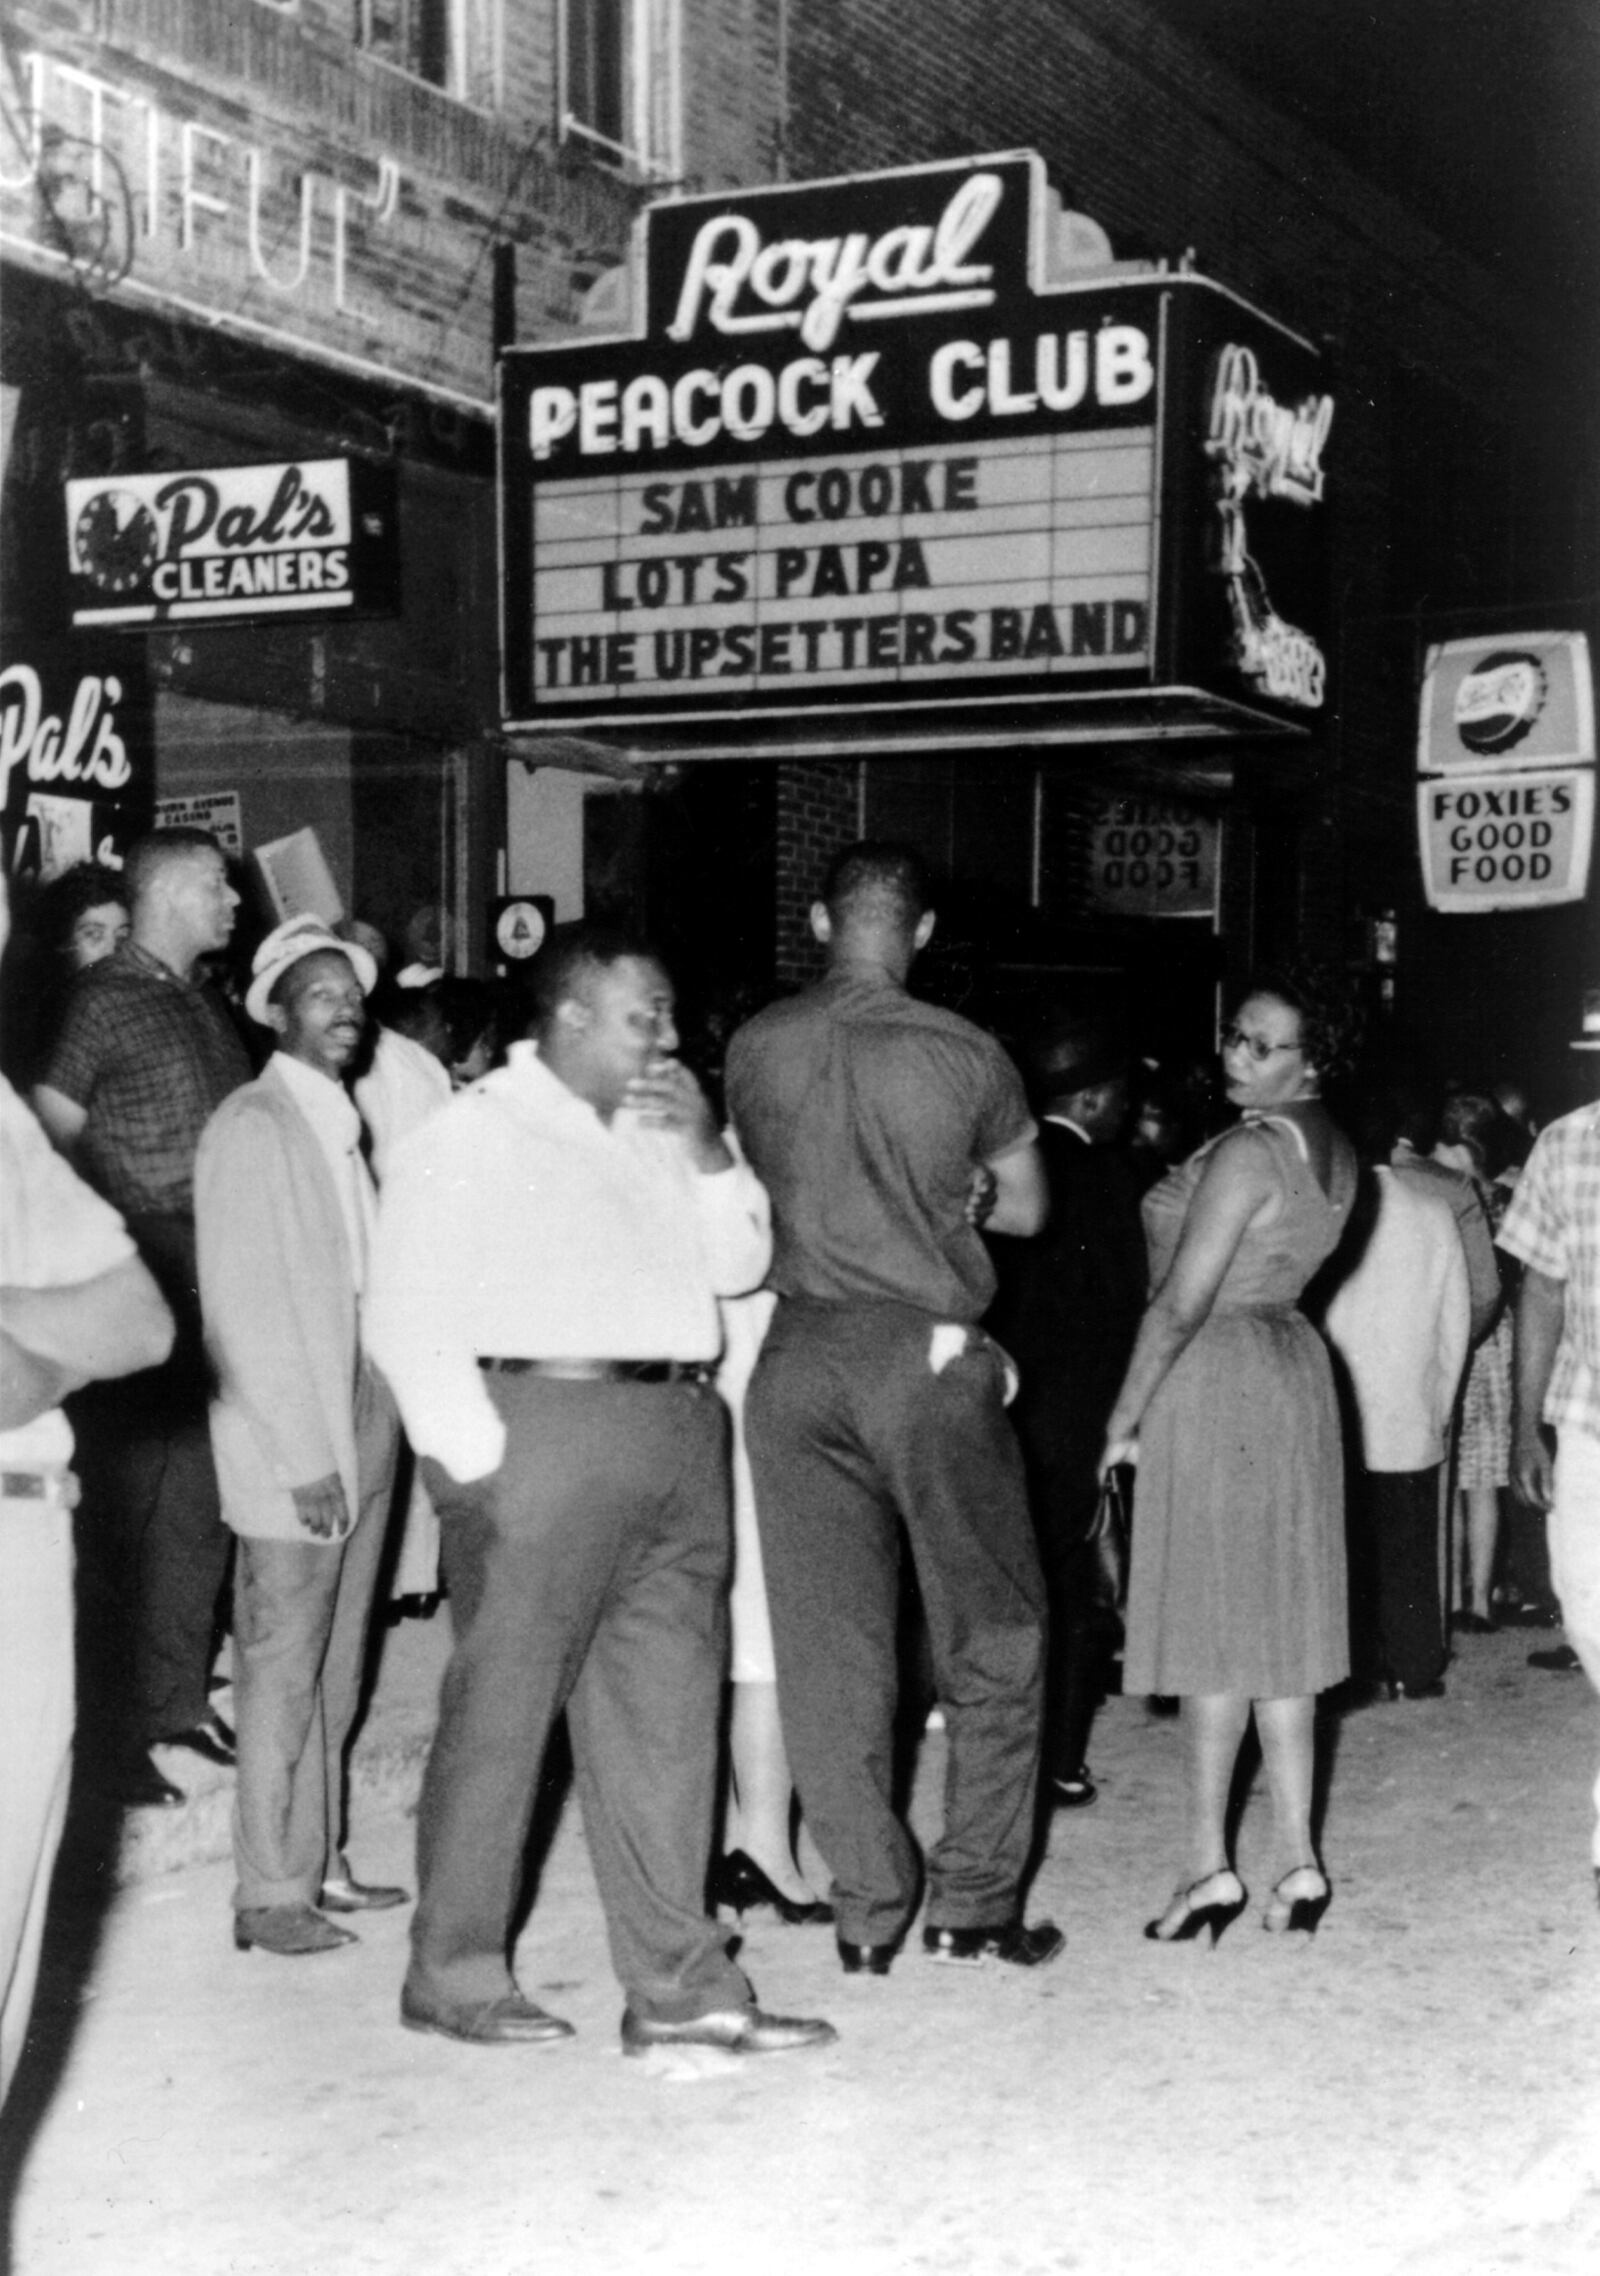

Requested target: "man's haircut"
[
  {"left": 124, "top": 827, "right": 223, "bottom": 906},
  {"left": 820, "top": 841, "right": 930, "bottom": 930},
  {"left": 524, "top": 920, "right": 656, "bottom": 1033}
]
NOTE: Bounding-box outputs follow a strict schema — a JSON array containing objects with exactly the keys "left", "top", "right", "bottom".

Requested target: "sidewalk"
[{"left": 6, "top": 1621, "right": 1600, "bottom": 2276}]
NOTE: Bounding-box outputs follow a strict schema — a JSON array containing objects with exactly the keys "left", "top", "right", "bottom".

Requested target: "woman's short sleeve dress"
[{"left": 1122, "top": 1117, "right": 1354, "bottom": 1699}]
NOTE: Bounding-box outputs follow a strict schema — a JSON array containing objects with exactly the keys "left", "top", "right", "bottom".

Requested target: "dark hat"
[{"left": 1028, "top": 1018, "right": 1131, "bottom": 1100}]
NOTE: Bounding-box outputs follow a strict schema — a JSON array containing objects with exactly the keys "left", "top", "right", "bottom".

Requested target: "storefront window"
[{"left": 561, "top": 0, "right": 681, "bottom": 180}]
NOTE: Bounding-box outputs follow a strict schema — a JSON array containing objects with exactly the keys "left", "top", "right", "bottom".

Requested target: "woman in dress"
[{"left": 1100, "top": 970, "right": 1357, "bottom": 1944}]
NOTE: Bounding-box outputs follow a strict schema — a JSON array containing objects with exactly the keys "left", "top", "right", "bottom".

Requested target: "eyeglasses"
[{"left": 1220, "top": 1025, "right": 1302, "bottom": 1063}]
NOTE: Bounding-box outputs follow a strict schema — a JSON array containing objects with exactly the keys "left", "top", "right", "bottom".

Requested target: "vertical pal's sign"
[
  {"left": 1416, "top": 632, "right": 1594, "bottom": 911},
  {"left": 498, "top": 150, "right": 1333, "bottom": 746}
]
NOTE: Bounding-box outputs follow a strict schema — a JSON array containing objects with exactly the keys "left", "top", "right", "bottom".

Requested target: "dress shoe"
[
  {"left": 1144, "top": 1868, "right": 1248, "bottom": 1947},
  {"left": 1262, "top": 1865, "right": 1331, "bottom": 1937},
  {"left": 922, "top": 1919, "right": 1065, "bottom": 1967},
  {"left": 1529, "top": 1644, "right": 1582, "bottom": 1672},
  {"left": 234, "top": 1904, "right": 357, "bottom": 1957},
  {"left": 320, "top": 1876, "right": 410, "bottom": 1913},
  {"left": 1500, "top": 1600, "right": 1560, "bottom": 1628},
  {"left": 708, "top": 1848, "right": 834, "bottom": 1926},
  {"left": 620, "top": 2005, "right": 837, "bottom": 2057},
  {"left": 1451, "top": 1610, "right": 1498, "bottom": 1635},
  {"left": 1050, "top": 1765, "right": 1097, "bottom": 1808},
  {"left": 836, "top": 1937, "right": 896, "bottom": 1976},
  {"left": 119, "top": 1754, "right": 185, "bottom": 1809},
  {"left": 400, "top": 1988, "right": 575, "bottom": 2045},
  {"left": 160, "top": 1710, "right": 236, "bottom": 1767}
]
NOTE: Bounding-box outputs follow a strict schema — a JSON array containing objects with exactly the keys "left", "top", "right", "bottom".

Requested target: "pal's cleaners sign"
[
  {"left": 498, "top": 151, "right": 1332, "bottom": 748},
  {"left": 1416, "top": 632, "right": 1594, "bottom": 911},
  {"left": 64, "top": 459, "right": 398, "bottom": 628}
]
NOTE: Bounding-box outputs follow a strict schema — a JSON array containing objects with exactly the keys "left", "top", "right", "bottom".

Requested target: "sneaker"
[{"left": 922, "top": 1919, "right": 1064, "bottom": 1967}]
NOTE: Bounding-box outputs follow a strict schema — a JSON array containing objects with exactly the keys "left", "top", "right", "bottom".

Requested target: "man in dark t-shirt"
[{"left": 726, "top": 843, "right": 1059, "bottom": 1975}]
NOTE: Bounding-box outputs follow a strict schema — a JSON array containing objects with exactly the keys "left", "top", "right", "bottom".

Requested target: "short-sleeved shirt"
[
  {"left": 42, "top": 940, "right": 251, "bottom": 1220},
  {"left": 1498, "top": 1100, "right": 1600, "bottom": 1442},
  {"left": 0, "top": 1073, "right": 137, "bottom": 1468},
  {"left": 725, "top": 970, "right": 1035, "bottom": 1320}
]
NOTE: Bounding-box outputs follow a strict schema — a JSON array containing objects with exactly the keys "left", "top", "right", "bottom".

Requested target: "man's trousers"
[
  {"left": 0, "top": 1496, "right": 74, "bottom": 2103},
  {"left": 230, "top": 1364, "right": 399, "bottom": 1914},
  {"left": 1356, "top": 1467, "right": 1447, "bottom": 1694},
  {"left": 746, "top": 1297, "right": 1047, "bottom": 1950},
  {"left": 1547, "top": 1428, "right": 1600, "bottom": 1867},
  {"left": 407, "top": 1372, "right": 749, "bottom": 2024}
]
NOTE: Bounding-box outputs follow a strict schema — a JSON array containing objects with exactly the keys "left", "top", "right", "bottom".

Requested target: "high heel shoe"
[
  {"left": 1262, "top": 1865, "right": 1331, "bottom": 1936},
  {"left": 1143, "top": 1868, "right": 1247, "bottom": 1947},
  {"left": 708, "top": 1848, "right": 834, "bottom": 1927}
]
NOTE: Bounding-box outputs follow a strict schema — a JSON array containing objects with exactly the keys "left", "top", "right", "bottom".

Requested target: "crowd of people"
[{"left": 3, "top": 827, "right": 1597, "bottom": 2100}]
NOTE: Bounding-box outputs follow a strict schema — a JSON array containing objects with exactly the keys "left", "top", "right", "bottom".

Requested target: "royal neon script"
[
  {"left": 667, "top": 171, "right": 1004, "bottom": 354},
  {"left": 1208, "top": 344, "right": 1333, "bottom": 508}
]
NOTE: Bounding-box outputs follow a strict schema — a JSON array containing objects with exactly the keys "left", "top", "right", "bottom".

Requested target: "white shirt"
[
  {"left": 1323, "top": 1166, "right": 1470, "bottom": 1471},
  {"left": 354, "top": 1026, "right": 452, "bottom": 1185},
  {"left": 365, "top": 1042, "right": 772, "bottom": 1482},
  {"left": 0, "top": 1074, "right": 136, "bottom": 1469},
  {"left": 268, "top": 1052, "right": 376, "bottom": 1295}
]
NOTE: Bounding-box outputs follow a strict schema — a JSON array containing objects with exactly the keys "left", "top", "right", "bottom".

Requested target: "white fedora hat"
[{"left": 244, "top": 914, "right": 377, "bottom": 1027}]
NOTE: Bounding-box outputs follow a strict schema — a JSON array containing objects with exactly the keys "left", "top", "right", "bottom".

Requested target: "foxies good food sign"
[{"left": 498, "top": 151, "right": 1333, "bottom": 748}]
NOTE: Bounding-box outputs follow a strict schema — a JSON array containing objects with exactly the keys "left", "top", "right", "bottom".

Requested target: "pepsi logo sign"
[{"left": 1453, "top": 650, "right": 1548, "bottom": 755}]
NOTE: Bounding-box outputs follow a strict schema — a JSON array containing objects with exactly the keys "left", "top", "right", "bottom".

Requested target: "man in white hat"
[
  {"left": 195, "top": 917, "right": 402, "bottom": 1957},
  {"left": 1499, "top": 991, "right": 1600, "bottom": 1903}
]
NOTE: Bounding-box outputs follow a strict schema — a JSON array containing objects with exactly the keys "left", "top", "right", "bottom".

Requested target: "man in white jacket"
[
  {"left": 1323, "top": 1157, "right": 1470, "bottom": 1699},
  {"left": 196, "top": 918, "right": 402, "bottom": 1959}
]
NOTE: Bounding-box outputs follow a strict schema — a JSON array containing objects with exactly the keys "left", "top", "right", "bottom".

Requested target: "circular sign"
[
  {"left": 494, "top": 899, "right": 548, "bottom": 960},
  {"left": 1454, "top": 650, "right": 1548, "bottom": 755}
]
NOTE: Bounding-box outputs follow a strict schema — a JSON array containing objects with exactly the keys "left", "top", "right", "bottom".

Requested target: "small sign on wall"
[
  {"left": 64, "top": 458, "right": 398, "bottom": 629},
  {"left": 155, "top": 791, "right": 244, "bottom": 856},
  {"left": 1417, "top": 631, "right": 1594, "bottom": 774},
  {"left": 1084, "top": 797, "right": 1220, "bottom": 919},
  {"left": 1416, "top": 768, "right": 1594, "bottom": 912}
]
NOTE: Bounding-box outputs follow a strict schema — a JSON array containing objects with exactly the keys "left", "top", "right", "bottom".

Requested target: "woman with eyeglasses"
[{"left": 1100, "top": 968, "right": 1357, "bottom": 1944}]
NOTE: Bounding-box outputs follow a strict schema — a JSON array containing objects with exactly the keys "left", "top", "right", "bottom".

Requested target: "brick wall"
[{"left": 774, "top": 761, "right": 862, "bottom": 984}]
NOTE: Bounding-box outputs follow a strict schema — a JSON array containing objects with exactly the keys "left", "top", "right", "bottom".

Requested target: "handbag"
[{"left": 1087, "top": 1465, "right": 1132, "bottom": 1613}]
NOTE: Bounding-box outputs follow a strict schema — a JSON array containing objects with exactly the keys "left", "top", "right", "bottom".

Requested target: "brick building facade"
[{"left": 1, "top": 1, "right": 1586, "bottom": 1084}]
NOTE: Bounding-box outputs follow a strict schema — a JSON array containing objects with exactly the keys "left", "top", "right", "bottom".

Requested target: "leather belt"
[
  {"left": 477, "top": 1357, "right": 716, "bottom": 1386},
  {"left": 2, "top": 1467, "right": 80, "bottom": 1508}
]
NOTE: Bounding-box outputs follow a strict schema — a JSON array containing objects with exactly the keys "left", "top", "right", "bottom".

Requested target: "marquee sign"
[
  {"left": 499, "top": 152, "right": 1333, "bottom": 753},
  {"left": 63, "top": 458, "right": 399, "bottom": 628}
]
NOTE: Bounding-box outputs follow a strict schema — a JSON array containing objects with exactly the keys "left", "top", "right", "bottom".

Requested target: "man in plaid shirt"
[
  {"left": 1499, "top": 1028, "right": 1600, "bottom": 1903},
  {"left": 36, "top": 829, "right": 250, "bottom": 1807}
]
